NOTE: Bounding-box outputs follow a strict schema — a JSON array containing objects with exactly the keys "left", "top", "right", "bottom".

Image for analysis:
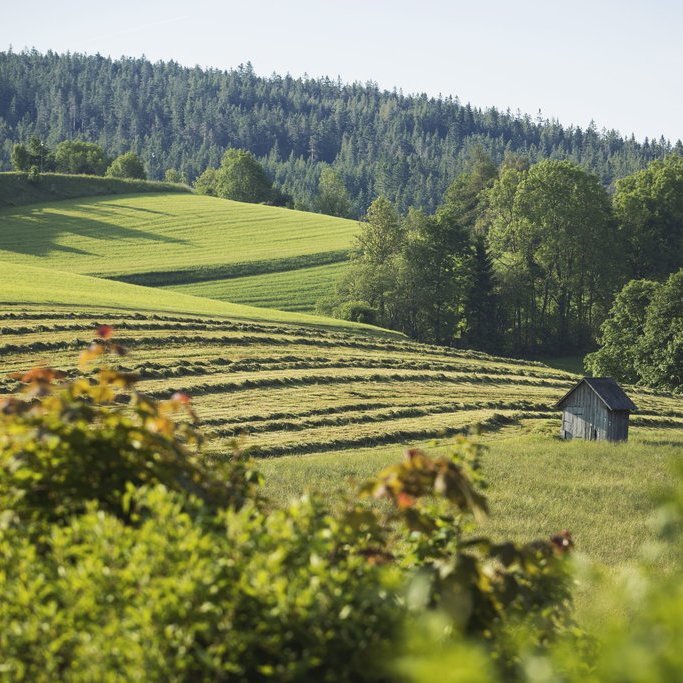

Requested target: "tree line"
[
  {"left": 11, "top": 136, "right": 148, "bottom": 180},
  {"left": 327, "top": 153, "right": 683, "bottom": 385},
  {"left": 1, "top": 49, "right": 681, "bottom": 216}
]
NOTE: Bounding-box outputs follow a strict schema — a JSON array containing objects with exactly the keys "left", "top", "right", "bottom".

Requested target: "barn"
[{"left": 555, "top": 377, "right": 638, "bottom": 442}]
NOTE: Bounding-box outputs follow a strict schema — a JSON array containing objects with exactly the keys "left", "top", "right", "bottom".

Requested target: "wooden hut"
[{"left": 555, "top": 378, "right": 637, "bottom": 442}]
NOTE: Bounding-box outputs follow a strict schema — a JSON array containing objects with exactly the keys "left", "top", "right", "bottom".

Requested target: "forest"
[
  {"left": 1, "top": 49, "right": 681, "bottom": 215},
  {"left": 328, "top": 153, "right": 683, "bottom": 379}
]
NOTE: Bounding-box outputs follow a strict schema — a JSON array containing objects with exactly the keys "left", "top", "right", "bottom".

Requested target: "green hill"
[
  {"left": 0, "top": 261, "right": 385, "bottom": 335},
  {"left": 0, "top": 191, "right": 356, "bottom": 311},
  {"left": 168, "top": 261, "right": 348, "bottom": 311}
]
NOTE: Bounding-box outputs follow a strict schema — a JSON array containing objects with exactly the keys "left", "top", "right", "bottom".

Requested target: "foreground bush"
[{"left": 0, "top": 488, "right": 400, "bottom": 681}]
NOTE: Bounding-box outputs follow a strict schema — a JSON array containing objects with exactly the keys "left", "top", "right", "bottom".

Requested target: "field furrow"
[{"left": 3, "top": 306, "right": 680, "bottom": 468}]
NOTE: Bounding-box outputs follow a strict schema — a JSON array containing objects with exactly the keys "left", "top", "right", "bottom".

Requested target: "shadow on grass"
[
  {"left": 96, "top": 202, "right": 172, "bottom": 216},
  {"left": 0, "top": 205, "right": 187, "bottom": 257}
]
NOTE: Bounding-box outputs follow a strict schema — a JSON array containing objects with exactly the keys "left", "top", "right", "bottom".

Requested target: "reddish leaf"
[
  {"left": 13, "top": 367, "right": 65, "bottom": 384},
  {"left": 550, "top": 530, "right": 574, "bottom": 554},
  {"left": 397, "top": 491, "right": 416, "bottom": 509},
  {"left": 97, "top": 324, "right": 114, "bottom": 340}
]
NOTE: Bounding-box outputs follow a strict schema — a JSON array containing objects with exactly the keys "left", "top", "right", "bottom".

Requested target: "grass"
[
  {"left": 2, "top": 305, "right": 681, "bottom": 624},
  {"left": 0, "top": 172, "right": 191, "bottom": 208},
  {"left": 259, "top": 422, "right": 681, "bottom": 567},
  {"left": 259, "top": 422, "right": 683, "bottom": 622},
  {"left": 0, "top": 190, "right": 357, "bottom": 312},
  {"left": 167, "top": 261, "right": 348, "bottom": 311},
  {"left": 0, "top": 262, "right": 390, "bottom": 335},
  {"left": 0, "top": 191, "right": 356, "bottom": 272},
  {"left": 542, "top": 355, "right": 587, "bottom": 375}
]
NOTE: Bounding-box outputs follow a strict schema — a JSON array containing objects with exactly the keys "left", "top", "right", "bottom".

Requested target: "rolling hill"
[
  {"left": 0, "top": 191, "right": 356, "bottom": 311},
  {"left": 0, "top": 261, "right": 385, "bottom": 334}
]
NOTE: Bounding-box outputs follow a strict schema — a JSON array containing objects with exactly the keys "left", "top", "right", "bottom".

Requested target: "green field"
[
  {"left": 168, "top": 260, "right": 348, "bottom": 311},
  {"left": 2, "top": 304, "right": 681, "bottom": 610},
  {"left": 0, "top": 192, "right": 356, "bottom": 311},
  {"left": 2, "top": 187, "right": 682, "bottom": 630},
  {"left": 0, "top": 262, "right": 387, "bottom": 335}
]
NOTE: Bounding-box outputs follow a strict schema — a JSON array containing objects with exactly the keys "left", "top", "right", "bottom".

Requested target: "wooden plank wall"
[{"left": 561, "top": 383, "right": 610, "bottom": 440}]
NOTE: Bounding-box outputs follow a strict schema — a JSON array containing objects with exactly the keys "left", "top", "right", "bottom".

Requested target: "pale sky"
[{"left": 3, "top": 0, "right": 682, "bottom": 142}]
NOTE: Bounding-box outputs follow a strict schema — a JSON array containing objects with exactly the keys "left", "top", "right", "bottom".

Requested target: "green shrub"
[
  {"left": 0, "top": 330, "right": 256, "bottom": 532},
  {"left": 27, "top": 165, "right": 40, "bottom": 183},
  {"left": 0, "top": 487, "right": 399, "bottom": 682},
  {"left": 338, "top": 301, "right": 379, "bottom": 325},
  {"left": 0, "top": 172, "right": 192, "bottom": 208}
]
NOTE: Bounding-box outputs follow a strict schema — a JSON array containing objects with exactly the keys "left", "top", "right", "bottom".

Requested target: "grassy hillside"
[
  {"left": 0, "top": 172, "right": 191, "bottom": 208},
  {"left": 0, "top": 193, "right": 355, "bottom": 277},
  {"left": 3, "top": 305, "right": 678, "bottom": 461},
  {"left": 0, "top": 262, "right": 386, "bottom": 335},
  {"left": 167, "top": 261, "right": 347, "bottom": 311},
  {"left": 0, "top": 192, "right": 356, "bottom": 311}
]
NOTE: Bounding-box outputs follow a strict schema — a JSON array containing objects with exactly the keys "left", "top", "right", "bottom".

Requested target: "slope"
[
  {"left": 2, "top": 305, "right": 679, "bottom": 460},
  {"left": 0, "top": 191, "right": 356, "bottom": 312},
  {"left": 2, "top": 304, "right": 681, "bottom": 612},
  {"left": 0, "top": 262, "right": 385, "bottom": 335}
]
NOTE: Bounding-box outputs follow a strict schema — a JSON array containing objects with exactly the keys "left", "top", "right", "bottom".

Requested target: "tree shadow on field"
[
  {"left": 85, "top": 202, "right": 173, "bottom": 216},
  {"left": 0, "top": 205, "right": 188, "bottom": 258}
]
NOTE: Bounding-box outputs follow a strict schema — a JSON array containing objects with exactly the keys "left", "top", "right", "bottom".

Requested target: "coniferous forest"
[{"left": 1, "top": 49, "right": 681, "bottom": 215}]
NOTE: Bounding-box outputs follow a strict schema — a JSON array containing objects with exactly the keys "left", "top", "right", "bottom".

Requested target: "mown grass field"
[
  {"left": 0, "top": 192, "right": 355, "bottom": 310},
  {"left": 2, "top": 304, "right": 681, "bottom": 617}
]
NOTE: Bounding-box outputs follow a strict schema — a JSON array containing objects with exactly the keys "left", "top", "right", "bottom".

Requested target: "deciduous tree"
[
  {"left": 484, "top": 160, "right": 616, "bottom": 353},
  {"left": 584, "top": 278, "right": 660, "bottom": 382},
  {"left": 635, "top": 269, "right": 683, "bottom": 391},
  {"left": 54, "top": 140, "right": 108, "bottom": 175},
  {"left": 613, "top": 155, "right": 683, "bottom": 279},
  {"left": 105, "top": 151, "right": 147, "bottom": 180},
  {"left": 215, "top": 149, "right": 276, "bottom": 204},
  {"left": 314, "top": 166, "right": 353, "bottom": 217}
]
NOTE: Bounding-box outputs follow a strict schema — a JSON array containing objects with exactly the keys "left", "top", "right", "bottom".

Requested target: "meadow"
[
  {"left": 168, "top": 260, "right": 347, "bottom": 311},
  {"left": 0, "top": 262, "right": 382, "bottom": 334},
  {"left": 2, "top": 303, "right": 681, "bottom": 621},
  {"left": 0, "top": 192, "right": 355, "bottom": 310}
]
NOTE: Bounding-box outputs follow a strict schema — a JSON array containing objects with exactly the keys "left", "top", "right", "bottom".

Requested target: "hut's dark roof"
[{"left": 555, "top": 378, "right": 638, "bottom": 412}]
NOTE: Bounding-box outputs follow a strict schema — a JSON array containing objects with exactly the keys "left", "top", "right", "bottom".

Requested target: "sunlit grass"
[
  {"left": 0, "top": 263, "right": 388, "bottom": 335},
  {"left": 0, "top": 193, "right": 357, "bottom": 277},
  {"left": 168, "top": 261, "right": 348, "bottom": 311},
  {"left": 2, "top": 304, "right": 681, "bottom": 629}
]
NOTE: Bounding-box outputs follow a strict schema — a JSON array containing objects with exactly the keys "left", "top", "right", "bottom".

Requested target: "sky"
[{"left": 3, "top": 0, "right": 682, "bottom": 142}]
